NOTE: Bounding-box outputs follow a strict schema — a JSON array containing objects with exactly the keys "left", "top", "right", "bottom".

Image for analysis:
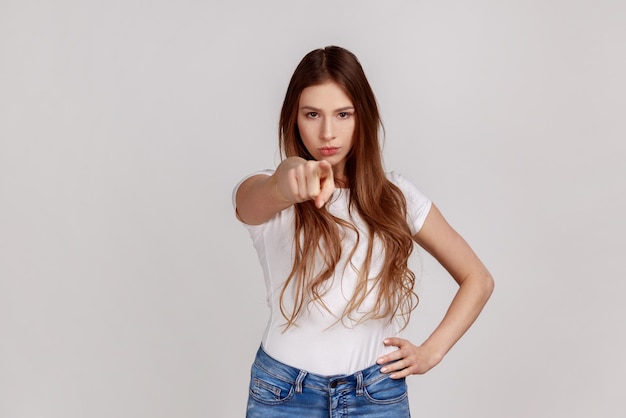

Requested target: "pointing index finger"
[{"left": 314, "top": 161, "right": 335, "bottom": 208}]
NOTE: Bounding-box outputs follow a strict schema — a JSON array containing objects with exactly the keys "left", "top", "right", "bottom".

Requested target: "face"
[{"left": 297, "top": 81, "right": 355, "bottom": 179}]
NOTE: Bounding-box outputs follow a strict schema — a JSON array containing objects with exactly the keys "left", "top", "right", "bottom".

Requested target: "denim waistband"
[{"left": 252, "top": 345, "right": 392, "bottom": 395}]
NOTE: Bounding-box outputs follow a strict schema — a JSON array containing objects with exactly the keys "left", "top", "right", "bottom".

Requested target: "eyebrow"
[{"left": 300, "top": 105, "right": 355, "bottom": 112}]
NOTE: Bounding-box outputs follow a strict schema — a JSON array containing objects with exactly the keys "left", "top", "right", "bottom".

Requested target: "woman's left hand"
[{"left": 376, "top": 338, "right": 443, "bottom": 379}]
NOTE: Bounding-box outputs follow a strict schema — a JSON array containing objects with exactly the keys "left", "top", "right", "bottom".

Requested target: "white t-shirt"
[{"left": 233, "top": 171, "right": 432, "bottom": 375}]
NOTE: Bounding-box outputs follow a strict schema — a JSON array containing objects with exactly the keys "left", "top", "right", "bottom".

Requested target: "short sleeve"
[{"left": 387, "top": 171, "right": 432, "bottom": 236}]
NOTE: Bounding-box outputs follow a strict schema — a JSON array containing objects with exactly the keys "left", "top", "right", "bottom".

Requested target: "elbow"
[
  {"left": 482, "top": 270, "right": 495, "bottom": 301},
  {"left": 463, "top": 268, "right": 494, "bottom": 302},
  {"left": 457, "top": 269, "right": 494, "bottom": 306}
]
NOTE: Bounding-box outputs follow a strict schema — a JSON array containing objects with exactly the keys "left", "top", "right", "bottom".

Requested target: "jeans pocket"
[
  {"left": 248, "top": 363, "right": 295, "bottom": 405},
  {"left": 363, "top": 376, "right": 408, "bottom": 405}
]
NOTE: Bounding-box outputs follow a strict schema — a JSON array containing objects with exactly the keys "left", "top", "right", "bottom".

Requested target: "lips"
[{"left": 319, "top": 147, "right": 339, "bottom": 156}]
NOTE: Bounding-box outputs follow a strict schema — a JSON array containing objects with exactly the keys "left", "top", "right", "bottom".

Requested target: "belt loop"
[
  {"left": 356, "top": 371, "right": 364, "bottom": 396},
  {"left": 295, "top": 370, "right": 307, "bottom": 394}
]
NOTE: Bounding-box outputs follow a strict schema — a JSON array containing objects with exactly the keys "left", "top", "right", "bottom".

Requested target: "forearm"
[
  {"left": 421, "top": 270, "right": 494, "bottom": 361},
  {"left": 235, "top": 172, "right": 293, "bottom": 225},
  {"left": 236, "top": 157, "right": 307, "bottom": 225},
  {"left": 236, "top": 156, "right": 331, "bottom": 225}
]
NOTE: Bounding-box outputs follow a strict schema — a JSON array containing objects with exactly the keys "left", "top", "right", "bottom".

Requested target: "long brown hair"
[{"left": 279, "top": 46, "right": 417, "bottom": 329}]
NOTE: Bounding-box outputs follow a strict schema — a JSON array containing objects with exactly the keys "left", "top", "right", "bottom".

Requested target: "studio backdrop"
[{"left": 1, "top": 1, "right": 624, "bottom": 417}]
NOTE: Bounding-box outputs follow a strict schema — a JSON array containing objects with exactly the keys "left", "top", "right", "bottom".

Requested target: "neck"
[{"left": 334, "top": 176, "right": 349, "bottom": 188}]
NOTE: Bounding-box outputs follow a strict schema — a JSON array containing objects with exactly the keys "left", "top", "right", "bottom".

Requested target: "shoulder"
[
  {"left": 386, "top": 171, "right": 428, "bottom": 200},
  {"left": 386, "top": 171, "right": 410, "bottom": 186},
  {"left": 386, "top": 171, "right": 433, "bottom": 234}
]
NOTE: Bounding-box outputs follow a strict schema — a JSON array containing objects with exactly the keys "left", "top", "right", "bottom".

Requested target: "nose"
[{"left": 320, "top": 118, "right": 335, "bottom": 141}]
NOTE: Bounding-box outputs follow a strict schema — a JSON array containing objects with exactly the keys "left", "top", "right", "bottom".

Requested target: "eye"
[
  {"left": 337, "top": 112, "right": 352, "bottom": 119},
  {"left": 306, "top": 112, "right": 319, "bottom": 118}
]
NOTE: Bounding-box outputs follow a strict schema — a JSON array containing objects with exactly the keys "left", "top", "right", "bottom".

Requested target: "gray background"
[{"left": 1, "top": 1, "right": 624, "bottom": 417}]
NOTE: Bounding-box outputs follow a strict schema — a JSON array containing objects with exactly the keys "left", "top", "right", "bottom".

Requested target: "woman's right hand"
[
  {"left": 235, "top": 157, "right": 335, "bottom": 225},
  {"left": 274, "top": 157, "right": 335, "bottom": 209}
]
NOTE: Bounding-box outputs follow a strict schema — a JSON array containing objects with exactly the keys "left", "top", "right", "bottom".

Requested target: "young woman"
[{"left": 233, "top": 46, "right": 494, "bottom": 417}]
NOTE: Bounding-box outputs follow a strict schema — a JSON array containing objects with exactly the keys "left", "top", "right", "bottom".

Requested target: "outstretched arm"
[
  {"left": 377, "top": 203, "right": 494, "bottom": 378},
  {"left": 235, "top": 157, "right": 335, "bottom": 225}
]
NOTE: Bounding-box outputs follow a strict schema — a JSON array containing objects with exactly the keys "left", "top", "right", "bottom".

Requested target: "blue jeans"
[{"left": 246, "top": 346, "right": 411, "bottom": 417}]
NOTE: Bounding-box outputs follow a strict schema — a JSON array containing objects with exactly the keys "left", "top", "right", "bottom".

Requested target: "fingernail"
[{"left": 381, "top": 367, "right": 388, "bottom": 373}]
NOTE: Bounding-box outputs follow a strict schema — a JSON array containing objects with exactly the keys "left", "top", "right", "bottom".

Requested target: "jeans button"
[{"left": 330, "top": 381, "right": 338, "bottom": 388}]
